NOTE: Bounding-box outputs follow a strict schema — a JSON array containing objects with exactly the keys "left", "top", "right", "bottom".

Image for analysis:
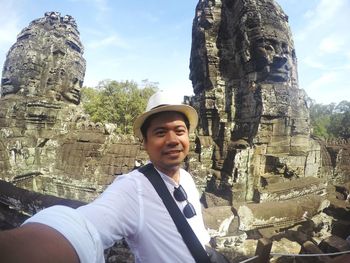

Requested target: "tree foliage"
[
  {"left": 81, "top": 79, "right": 158, "bottom": 134},
  {"left": 309, "top": 100, "right": 350, "bottom": 140}
]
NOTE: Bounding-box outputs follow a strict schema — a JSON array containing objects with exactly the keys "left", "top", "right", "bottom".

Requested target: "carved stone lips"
[
  {"left": 70, "top": 88, "right": 80, "bottom": 97},
  {"left": 1, "top": 78, "right": 11, "bottom": 85}
]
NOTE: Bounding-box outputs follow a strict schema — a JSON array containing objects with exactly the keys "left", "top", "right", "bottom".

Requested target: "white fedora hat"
[{"left": 133, "top": 90, "right": 198, "bottom": 140}]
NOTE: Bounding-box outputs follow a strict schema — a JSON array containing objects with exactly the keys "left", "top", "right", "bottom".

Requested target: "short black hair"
[{"left": 140, "top": 111, "right": 190, "bottom": 141}]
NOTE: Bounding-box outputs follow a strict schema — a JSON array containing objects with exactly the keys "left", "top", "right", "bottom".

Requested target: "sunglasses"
[{"left": 173, "top": 185, "right": 197, "bottom": 218}]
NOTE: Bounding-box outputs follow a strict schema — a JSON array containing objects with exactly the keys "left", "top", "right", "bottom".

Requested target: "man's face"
[{"left": 143, "top": 112, "right": 190, "bottom": 175}]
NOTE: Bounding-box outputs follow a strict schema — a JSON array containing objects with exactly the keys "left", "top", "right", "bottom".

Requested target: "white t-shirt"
[{"left": 24, "top": 167, "right": 210, "bottom": 263}]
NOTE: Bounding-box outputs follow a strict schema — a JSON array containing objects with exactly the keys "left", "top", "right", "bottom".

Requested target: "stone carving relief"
[
  {"left": 0, "top": 12, "right": 147, "bottom": 203},
  {"left": 190, "top": 0, "right": 322, "bottom": 202},
  {"left": 1, "top": 12, "right": 85, "bottom": 104},
  {"left": 189, "top": 2, "right": 350, "bottom": 259}
]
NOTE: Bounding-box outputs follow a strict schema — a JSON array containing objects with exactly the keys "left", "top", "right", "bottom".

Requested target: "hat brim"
[{"left": 133, "top": 104, "right": 198, "bottom": 140}]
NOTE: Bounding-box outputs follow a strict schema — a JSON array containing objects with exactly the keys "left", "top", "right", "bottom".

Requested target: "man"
[{"left": 0, "top": 90, "right": 211, "bottom": 262}]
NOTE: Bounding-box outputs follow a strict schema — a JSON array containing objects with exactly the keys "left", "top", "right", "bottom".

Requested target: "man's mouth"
[{"left": 163, "top": 149, "right": 182, "bottom": 155}]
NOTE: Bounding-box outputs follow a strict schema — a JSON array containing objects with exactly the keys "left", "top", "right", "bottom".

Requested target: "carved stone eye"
[
  {"left": 281, "top": 42, "right": 289, "bottom": 54},
  {"left": 265, "top": 45, "right": 274, "bottom": 52}
]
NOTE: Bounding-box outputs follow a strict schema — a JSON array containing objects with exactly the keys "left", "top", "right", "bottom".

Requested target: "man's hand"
[
  {"left": 329, "top": 254, "right": 350, "bottom": 263},
  {"left": 0, "top": 223, "right": 79, "bottom": 263}
]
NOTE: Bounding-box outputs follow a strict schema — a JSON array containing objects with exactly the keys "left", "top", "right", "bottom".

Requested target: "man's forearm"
[{"left": 0, "top": 223, "right": 79, "bottom": 263}]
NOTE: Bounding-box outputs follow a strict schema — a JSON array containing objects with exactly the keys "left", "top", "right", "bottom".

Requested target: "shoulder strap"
[{"left": 139, "top": 163, "right": 211, "bottom": 263}]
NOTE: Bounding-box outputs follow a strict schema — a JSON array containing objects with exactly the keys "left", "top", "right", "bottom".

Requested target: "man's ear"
[{"left": 143, "top": 139, "right": 147, "bottom": 151}]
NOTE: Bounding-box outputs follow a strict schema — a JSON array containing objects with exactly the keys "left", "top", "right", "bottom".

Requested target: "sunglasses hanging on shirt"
[{"left": 173, "top": 185, "right": 197, "bottom": 218}]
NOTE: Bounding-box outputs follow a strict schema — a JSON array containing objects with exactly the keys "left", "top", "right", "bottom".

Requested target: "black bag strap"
[{"left": 139, "top": 163, "right": 211, "bottom": 263}]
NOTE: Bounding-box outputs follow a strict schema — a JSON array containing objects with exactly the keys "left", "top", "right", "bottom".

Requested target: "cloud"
[
  {"left": 296, "top": 0, "right": 349, "bottom": 41},
  {"left": 0, "top": 1, "right": 22, "bottom": 70},
  {"left": 67, "top": 0, "right": 111, "bottom": 23},
  {"left": 0, "top": 2, "right": 21, "bottom": 47},
  {"left": 68, "top": 0, "right": 110, "bottom": 13},
  {"left": 319, "top": 35, "right": 345, "bottom": 54},
  {"left": 302, "top": 71, "right": 350, "bottom": 103},
  {"left": 302, "top": 56, "right": 326, "bottom": 70},
  {"left": 140, "top": 12, "right": 160, "bottom": 23},
  {"left": 86, "top": 34, "right": 130, "bottom": 49},
  {"left": 0, "top": 20, "right": 18, "bottom": 47},
  {"left": 307, "top": 0, "right": 346, "bottom": 29},
  {"left": 293, "top": 0, "right": 350, "bottom": 104},
  {"left": 160, "top": 79, "right": 194, "bottom": 99},
  {"left": 93, "top": 0, "right": 109, "bottom": 12},
  {"left": 307, "top": 72, "right": 337, "bottom": 91}
]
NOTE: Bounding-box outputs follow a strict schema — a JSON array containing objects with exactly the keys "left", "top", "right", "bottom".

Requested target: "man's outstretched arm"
[{"left": 0, "top": 223, "right": 80, "bottom": 263}]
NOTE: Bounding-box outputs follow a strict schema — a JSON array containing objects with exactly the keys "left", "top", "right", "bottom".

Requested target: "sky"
[{"left": 0, "top": 0, "right": 349, "bottom": 104}]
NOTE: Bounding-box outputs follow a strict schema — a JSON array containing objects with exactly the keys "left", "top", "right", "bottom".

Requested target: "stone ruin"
[
  {"left": 189, "top": 0, "right": 350, "bottom": 261},
  {"left": 0, "top": 3, "right": 349, "bottom": 263},
  {"left": 0, "top": 11, "right": 148, "bottom": 205},
  {"left": 190, "top": 0, "right": 321, "bottom": 201}
]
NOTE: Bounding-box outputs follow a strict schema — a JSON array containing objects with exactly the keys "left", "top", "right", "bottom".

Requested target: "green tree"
[
  {"left": 309, "top": 100, "right": 350, "bottom": 140},
  {"left": 81, "top": 80, "right": 158, "bottom": 134},
  {"left": 340, "top": 111, "right": 350, "bottom": 139},
  {"left": 309, "top": 102, "right": 333, "bottom": 139},
  {"left": 335, "top": 101, "right": 350, "bottom": 139}
]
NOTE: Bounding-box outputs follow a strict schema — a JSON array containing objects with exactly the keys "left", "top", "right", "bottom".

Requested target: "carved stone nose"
[
  {"left": 1, "top": 78, "right": 11, "bottom": 85},
  {"left": 273, "top": 56, "right": 287, "bottom": 67}
]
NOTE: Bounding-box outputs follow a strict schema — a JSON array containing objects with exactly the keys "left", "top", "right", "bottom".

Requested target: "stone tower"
[
  {"left": 1, "top": 12, "right": 85, "bottom": 103},
  {"left": 190, "top": 0, "right": 323, "bottom": 202},
  {"left": 0, "top": 12, "right": 144, "bottom": 202}
]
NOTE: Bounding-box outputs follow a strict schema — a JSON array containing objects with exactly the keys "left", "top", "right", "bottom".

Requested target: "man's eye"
[
  {"left": 155, "top": 131, "right": 166, "bottom": 137},
  {"left": 176, "top": 129, "right": 186, "bottom": 135}
]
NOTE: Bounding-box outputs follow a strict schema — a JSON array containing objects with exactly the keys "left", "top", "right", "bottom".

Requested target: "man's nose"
[{"left": 165, "top": 131, "right": 179, "bottom": 145}]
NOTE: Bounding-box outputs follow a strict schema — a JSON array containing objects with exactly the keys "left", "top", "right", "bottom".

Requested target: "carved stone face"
[
  {"left": 59, "top": 73, "right": 84, "bottom": 104},
  {"left": 1, "top": 12, "right": 86, "bottom": 105},
  {"left": 239, "top": 2, "right": 296, "bottom": 84},
  {"left": 1, "top": 47, "right": 37, "bottom": 96},
  {"left": 45, "top": 47, "right": 85, "bottom": 105},
  {"left": 1, "top": 67, "right": 21, "bottom": 96},
  {"left": 249, "top": 35, "right": 294, "bottom": 82}
]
